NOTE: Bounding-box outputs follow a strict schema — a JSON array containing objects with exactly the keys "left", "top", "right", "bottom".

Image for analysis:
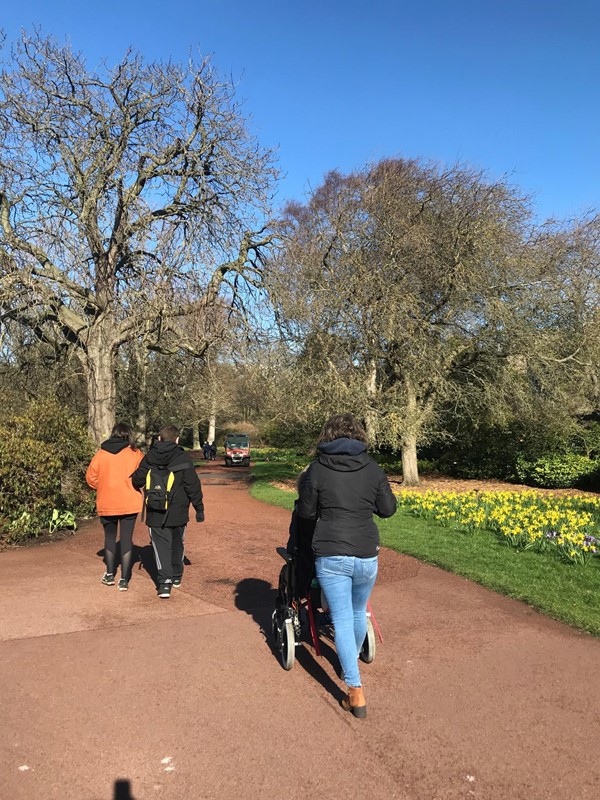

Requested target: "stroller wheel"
[
  {"left": 279, "top": 619, "right": 296, "bottom": 671},
  {"left": 359, "top": 616, "right": 376, "bottom": 664}
]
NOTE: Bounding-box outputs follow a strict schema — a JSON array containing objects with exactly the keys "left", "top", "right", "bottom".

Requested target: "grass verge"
[
  {"left": 250, "top": 477, "right": 297, "bottom": 512},
  {"left": 250, "top": 466, "right": 600, "bottom": 636}
]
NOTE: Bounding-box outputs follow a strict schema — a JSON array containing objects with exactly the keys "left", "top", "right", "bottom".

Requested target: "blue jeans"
[{"left": 315, "top": 555, "right": 378, "bottom": 687}]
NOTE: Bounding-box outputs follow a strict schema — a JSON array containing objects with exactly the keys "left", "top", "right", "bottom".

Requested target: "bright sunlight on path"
[{"left": 1, "top": 462, "right": 599, "bottom": 800}]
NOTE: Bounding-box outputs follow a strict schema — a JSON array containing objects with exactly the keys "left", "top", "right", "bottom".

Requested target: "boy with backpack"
[{"left": 132, "top": 425, "right": 205, "bottom": 598}]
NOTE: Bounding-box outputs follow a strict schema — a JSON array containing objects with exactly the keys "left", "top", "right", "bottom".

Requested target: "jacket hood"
[
  {"left": 100, "top": 436, "right": 131, "bottom": 455},
  {"left": 317, "top": 438, "right": 370, "bottom": 472},
  {"left": 146, "top": 440, "right": 186, "bottom": 467}
]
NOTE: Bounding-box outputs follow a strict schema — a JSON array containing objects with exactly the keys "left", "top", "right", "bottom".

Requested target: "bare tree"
[{"left": 0, "top": 32, "right": 277, "bottom": 441}]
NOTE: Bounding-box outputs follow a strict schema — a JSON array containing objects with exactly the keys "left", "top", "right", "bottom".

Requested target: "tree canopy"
[{"left": 268, "top": 159, "right": 599, "bottom": 483}]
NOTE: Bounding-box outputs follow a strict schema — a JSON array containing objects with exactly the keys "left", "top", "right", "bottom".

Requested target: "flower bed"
[{"left": 397, "top": 490, "right": 600, "bottom": 565}]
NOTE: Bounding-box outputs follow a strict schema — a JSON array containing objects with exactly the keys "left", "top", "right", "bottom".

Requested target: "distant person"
[
  {"left": 209, "top": 441, "right": 217, "bottom": 461},
  {"left": 202, "top": 441, "right": 211, "bottom": 460},
  {"left": 297, "top": 413, "right": 397, "bottom": 718},
  {"left": 85, "top": 423, "right": 144, "bottom": 591},
  {"left": 132, "top": 425, "right": 205, "bottom": 598}
]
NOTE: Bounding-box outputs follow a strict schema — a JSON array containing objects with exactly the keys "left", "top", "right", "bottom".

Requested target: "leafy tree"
[
  {"left": 270, "top": 159, "right": 533, "bottom": 483},
  {"left": 388, "top": 213, "right": 600, "bottom": 480}
]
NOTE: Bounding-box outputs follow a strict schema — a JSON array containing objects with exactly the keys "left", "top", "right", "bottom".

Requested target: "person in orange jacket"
[{"left": 86, "top": 423, "right": 144, "bottom": 590}]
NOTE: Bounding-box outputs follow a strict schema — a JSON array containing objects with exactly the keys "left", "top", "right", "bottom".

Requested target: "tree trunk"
[
  {"left": 82, "top": 323, "right": 117, "bottom": 444},
  {"left": 208, "top": 399, "right": 216, "bottom": 444},
  {"left": 193, "top": 422, "right": 201, "bottom": 450},
  {"left": 402, "top": 377, "right": 420, "bottom": 486},
  {"left": 133, "top": 345, "right": 148, "bottom": 445},
  {"left": 401, "top": 435, "right": 420, "bottom": 486},
  {"left": 364, "top": 358, "right": 378, "bottom": 443}
]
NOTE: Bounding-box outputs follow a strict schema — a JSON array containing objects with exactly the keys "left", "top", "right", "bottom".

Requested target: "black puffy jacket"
[
  {"left": 297, "top": 438, "right": 397, "bottom": 558},
  {"left": 132, "top": 441, "right": 204, "bottom": 528}
]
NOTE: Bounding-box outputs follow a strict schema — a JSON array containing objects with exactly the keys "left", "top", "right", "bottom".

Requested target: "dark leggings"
[{"left": 101, "top": 514, "right": 137, "bottom": 579}]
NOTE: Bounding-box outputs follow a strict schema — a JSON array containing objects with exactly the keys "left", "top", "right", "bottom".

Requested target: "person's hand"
[{"left": 196, "top": 511, "right": 205, "bottom": 523}]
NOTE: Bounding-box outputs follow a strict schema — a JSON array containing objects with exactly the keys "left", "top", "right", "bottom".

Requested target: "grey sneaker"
[
  {"left": 101, "top": 573, "right": 115, "bottom": 586},
  {"left": 118, "top": 578, "right": 129, "bottom": 591},
  {"left": 157, "top": 583, "right": 172, "bottom": 598},
  {"left": 172, "top": 577, "right": 182, "bottom": 588}
]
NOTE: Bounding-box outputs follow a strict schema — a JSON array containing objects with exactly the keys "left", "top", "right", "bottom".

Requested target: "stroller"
[{"left": 271, "top": 507, "right": 382, "bottom": 671}]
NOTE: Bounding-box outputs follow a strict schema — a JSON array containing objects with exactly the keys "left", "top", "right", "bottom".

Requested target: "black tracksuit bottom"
[{"left": 149, "top": 525, "right": 186, "bottom": 584}]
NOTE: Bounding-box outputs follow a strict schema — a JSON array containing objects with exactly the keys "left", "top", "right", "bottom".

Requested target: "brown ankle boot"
[{"left": 341, "top": 686, "right": 367, "bottom": 719}]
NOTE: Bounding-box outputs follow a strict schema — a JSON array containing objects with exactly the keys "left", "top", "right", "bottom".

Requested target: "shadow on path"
[
  {"left": 113, "top": 780, "right": 135, "bottom": 799},
  {"left": 133, "top": 544, "right": 158, "bottom": 585},
  {"left": 234, "top": 577, "right": 344, "bottom": 705},
  {"left": 233, "top": 577, "right": 278, "bottom": 645}
]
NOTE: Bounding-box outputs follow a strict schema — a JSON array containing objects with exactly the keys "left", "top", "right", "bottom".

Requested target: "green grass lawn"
[{"left": 250, "top": 461, "right": 600, "bottom": 636}]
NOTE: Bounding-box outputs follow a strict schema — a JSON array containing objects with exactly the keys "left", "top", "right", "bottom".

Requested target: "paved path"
[{"left": 1, "top": 463, "right": 600, "bottom": 800}]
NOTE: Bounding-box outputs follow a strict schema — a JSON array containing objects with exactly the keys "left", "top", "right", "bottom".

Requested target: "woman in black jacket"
[{"left": 297, "top": 413, "right": 397, "bottom": 718}]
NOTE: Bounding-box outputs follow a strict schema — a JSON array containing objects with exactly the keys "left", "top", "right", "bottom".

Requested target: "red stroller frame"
[{"left": 306, "top": 594, "right": 383, "bottom": 658}]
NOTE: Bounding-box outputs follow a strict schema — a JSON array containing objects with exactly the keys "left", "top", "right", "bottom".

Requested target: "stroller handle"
[{"left": 276, "top": 546, "right": 293, "bottom": 564}]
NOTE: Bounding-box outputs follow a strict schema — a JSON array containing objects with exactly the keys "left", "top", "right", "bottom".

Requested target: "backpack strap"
[
  {"left": 141, "top": 469, "right": 149, "bottom": 524},
  {"left": 164, "top": 461, "right": 193, "bottom": 505},
  {"left": 169, "top": 462, "right": 191, "bottom": 473}
]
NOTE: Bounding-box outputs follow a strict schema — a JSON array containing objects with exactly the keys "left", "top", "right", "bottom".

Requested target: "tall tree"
[
  {"left": 0, "top": 32, "right": 277, "bottom": 442},
  {"left": 271, "top": 159, "right": 531, "bottom": 484}
]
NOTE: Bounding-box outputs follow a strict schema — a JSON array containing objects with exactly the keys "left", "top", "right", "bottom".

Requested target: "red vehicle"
[{"left": 224, "top": 433, "right": 250, "bottom": 467}]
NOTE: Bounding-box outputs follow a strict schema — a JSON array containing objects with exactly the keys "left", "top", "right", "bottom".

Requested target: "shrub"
[
  {"left": 416, "top": 458, "right": 440, "bottom": 475},
  {"left": 259, "top": 419, "right": 320, "bottom": 451},
  {"left": 371, "top": 452, "right": 402, "bottom": 473},
  {"left": 572, "top": 419, "right": 600, "bottom": 459},
  {"left": 433, "top": 415, "right": 589, "bottom": 482},
  {"left": 0, "top": 400, "right": 95, "bottom": 543},
  {"left": 252, "top": 447, "right": 303, "bottom": 462},
  {"left": 515, "top": 453, "right": 599, "bottom": 489},
  {"left": 436, "top": 425, "right": 522, "bottom": 480}
]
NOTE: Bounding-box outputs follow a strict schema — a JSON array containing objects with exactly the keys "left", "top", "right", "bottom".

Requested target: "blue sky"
[{"left": 2, "top": 0, "right": 599, "bottom": 221}]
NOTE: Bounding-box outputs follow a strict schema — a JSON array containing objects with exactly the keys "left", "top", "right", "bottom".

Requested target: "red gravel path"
[{"left": 1, "top": 462, "right": 600, "bottom": 800}]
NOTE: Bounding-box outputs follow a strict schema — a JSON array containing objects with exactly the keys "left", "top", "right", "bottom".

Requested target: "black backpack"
[{"left": 144, "top": 463, "right": 188, "bottom": 513}]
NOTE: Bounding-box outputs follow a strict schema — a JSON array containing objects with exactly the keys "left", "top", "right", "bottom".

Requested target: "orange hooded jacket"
[{"left": 86, "top": 441, "right": 144, "bottom": 517}]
